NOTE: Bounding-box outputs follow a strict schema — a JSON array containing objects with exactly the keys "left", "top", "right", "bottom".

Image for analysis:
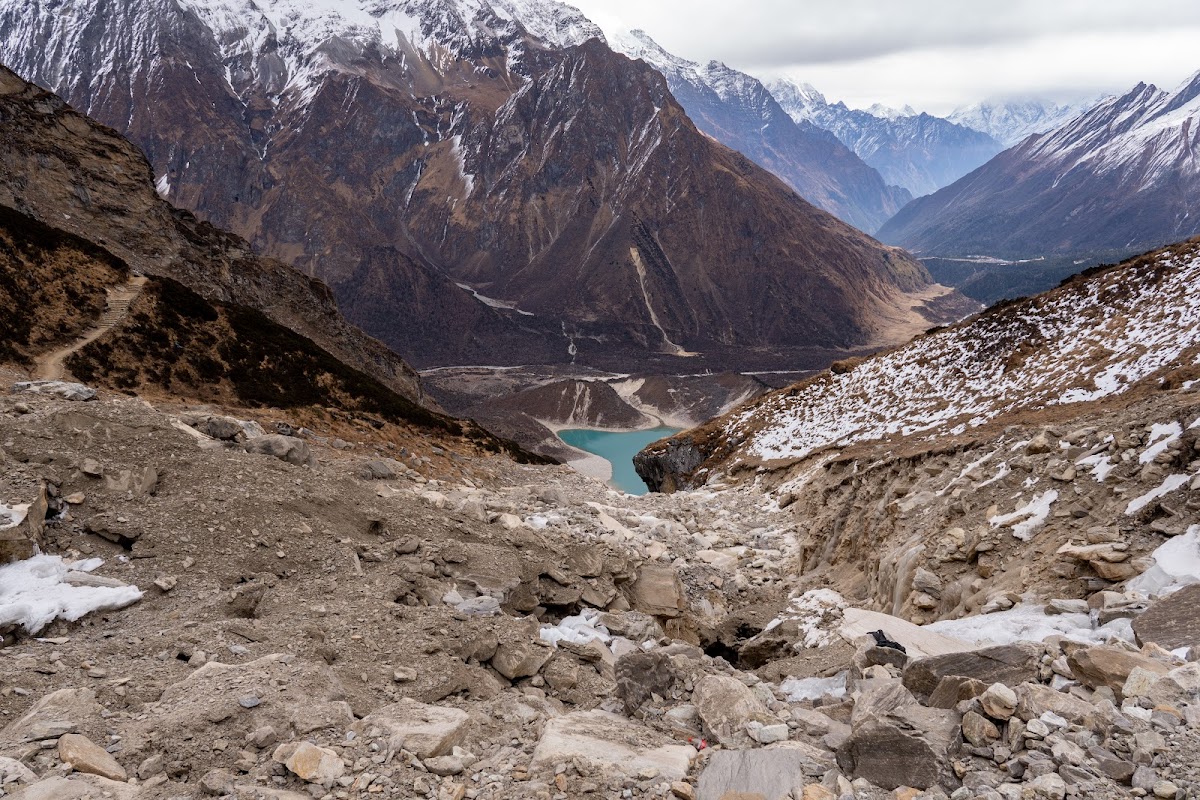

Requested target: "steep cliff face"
[
  {"left": 1, "top": 0, "right": 943, "bottom": 371},
  {"left": 0, "top": 65, "right": 425, "bottom": 402},
  {"left": 611, "top": 30, "right": 911, "bottom": 233}
]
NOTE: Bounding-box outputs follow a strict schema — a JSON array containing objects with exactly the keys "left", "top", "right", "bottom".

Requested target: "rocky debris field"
[{"left": 1, "top": 374, "right": 1200, "bottom": 800}]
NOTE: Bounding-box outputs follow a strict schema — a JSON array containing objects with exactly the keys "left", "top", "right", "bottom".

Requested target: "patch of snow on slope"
[
  {"left": 781, "top": 673, "right": 847, "bottom": 702},
  {"left": 1126, "top": 526, "right": 1200, "bottom": 597},
  {"left": 926, "top": 605, "right": 1132, "bottom": 647},
  {"left": 540, "top": 608, "right": 610, "bottom": 647},
  {"left": 1076, "top": 453, "right": 1115, "bottom": 482},
  {"left": 1140, "top": 422, "right": 1182, "bottom": 463},
  {"left": 0, "top": 556, "right": 143, "bottom": 633},
  {"left": 0, "top": 502, "right": 29, "bottom": 530},
  {"left": 1126, "top": 474, "right": 1193, "bottom": 515},
  {"left": 736, "top": 247, "right": 1200, "bottom": 463},
  {"left": 989, "top": 490, "right": 1058, "bottom": 541}
]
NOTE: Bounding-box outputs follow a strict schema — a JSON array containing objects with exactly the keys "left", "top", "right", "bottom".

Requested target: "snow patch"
[
  {"left": 780, "top": 672, "right": 847, "bottom": 703},
  {"left": 1139, "top": 422, "right": 1182, "bottom": 464},
  {"left": 1126, "top": 526, "right": 1200, "bottom": 598},
  {"left": 989, "top": 490, "right": 1058, "bottom": 541},
  {"left": 540, "top": 608, "right": 610, "bottom": 647},
  {"left": 1075, "top": 453, "right": 1115, "bottom": 482},
  {"left": 1126, "top": 474, "right": 1192, "bottom": 515},
  {"left": 0, "top": 502, "right": 29, "bottom": 530},
  {"left": 0, "top": 556, "right": 143, "bottom": 634},
  {"left": 926, "top": 604, "right": 1132, "bottom": 647},
  {"left": 764, "top": 589, "right": 847, "bottom": 649}
]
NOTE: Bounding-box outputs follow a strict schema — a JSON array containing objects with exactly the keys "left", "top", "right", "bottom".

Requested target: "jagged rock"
[
  {"left": 350, "top": 698, "right": 469, "bottom": 759},
  {"left": 1013, "top": 683, "right": 1097, "bottom": 727},
  {"left": 629, "top": 566, "right": 685, "bottom": 618},
  {"left": 1132, "top": 584, "right": 1200, "bottom": 651},
  {"left": 192, "top": 415, "right": 247, "bottom": 441},
  {"left": 490, "top": 637, "right": 554, "bottom": 680},
  {"left": 13, "top": 381, "right": 96, "bottom": 401},
  {"left": 695, "top": 743, "right": 834, "bottom": 800},
  {"left": 0, "top": 482, "right": 47, "bottom": 564},
  {"left": 244, "top": 435, "right": 316, "bottom": 468},
  {"left": 273, "top": 741, "right": 344, "bottom": 785},
  {"left": 0, "top": 688, "right": 103, "bottom": 745},
  {"left": 692, "top": 675, "right": 777, "bottom": 747},
  {"left": 927, "top": 676, "right": 986, "bottom": 709},
  {"left": 979, "top": 683, "right": 1017, "bottom": 720},
  {"left": 530, "top": 710, "right": 693, "bottom": 782},
  {"left": 199, "top": 768, "right": 235, "bottom": 795},
  {"left": 1146, "top": 663, "right": 1200, "bottom": 707},
  {"left": 1066, "top": 646, "right": 1168, "bottom": 696},
  {"left": 1026, "top": 432, "right": 1055, "bottom": 455},
  {"left": 962, "top": 710, "right": 1000, "bottom": 746},
  {"left": 9, "top": 775, "right": 140, "bottom": 800},
  {"left": 0, "top": 756, "right": 37, "bottom": 787},
  {"left": 902, "top": 642, "right": 1042, "bottom": 699},
  {"left": 289, "top": 701, "right": 354, "bottom": 735},
  {"left": 835, "top": 681, "right": 960, "bottom": 790},
  {"left": 615, "top": 650, "right": 676, "bottom": 713},
  {"left": 358, "top": 459, "right": 400, "bottom": 480},
  {"left": 58, "top": 733, "right": 127, "bottom": 781}
]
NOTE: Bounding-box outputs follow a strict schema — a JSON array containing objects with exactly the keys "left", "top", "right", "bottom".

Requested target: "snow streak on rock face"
[
  {"left": 734, "top": 245, "right": 1200, "bottom": 463},
  {"left": 948, "top": 98, "right": 1097, "bottom": 148}
]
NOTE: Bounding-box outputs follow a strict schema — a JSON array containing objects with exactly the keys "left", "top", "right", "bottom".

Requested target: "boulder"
[
  {"left": 696, "top": 744, "right": 834, "bottom": 800},
  {"left": 58, "top": 734, "right": 127, "bottom": 781},
  {"left": 358, "top": 460, "right": 400, "bottom": 480},
  {"left": 0, "top": 483, "right": 47, "bottom": 564},
  {"left": 531, "top": 710, "right": 692, "bottom": 782},
  {"left": 979, "top": 683, "right": 1017, "bottom": 721},
  {"left": 13, "top": 381, "right": 96, "bottom": 401},
  {"left": 692, "top": 675, "right": 777, "bottom": 747},
  {"left": 0, "top": 688, "right": 103, "bottom": 747},
  {"left": 630, "top": 566, "right": 686, "bottom": 618},
  {"left": 350, "top": 698, "right": 469, "bottom": 759},
  {"left": 1147, "top": 663, "right": 1200, "bottom": 707},
  {"left": 1132, "top": 585, "right": 1200, "bottom": 651},
  {"left": 490, "top": 637, "right": 554, "bottom": 680},
  {"left": 244, "top": 435, "right": 316, "bottom": 468},
  {"left": 9, "top": 775, "right": 140, "bottom": 800},
  {"left": 836, "top": 681, "right": 960, "bottom": 791},
  {"left": 615, "top": 650, "right": 677, "bottom": 713},
  {"left": 272, "top": 741, "right": 344, "bottom": 786},
  {"left": 902, "top": 642, "right": 1043, "bottom": 699},
  {"left": 1013, "top": 683, "right": 1098, "bottom": 727},
  {"left": 1066, "top": 646, "right": 1169, "bottom": 696}
]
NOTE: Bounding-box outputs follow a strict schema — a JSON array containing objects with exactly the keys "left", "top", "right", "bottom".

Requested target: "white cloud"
[{"left": 569, "top": 0, "right": 1200, "bottom": 113}]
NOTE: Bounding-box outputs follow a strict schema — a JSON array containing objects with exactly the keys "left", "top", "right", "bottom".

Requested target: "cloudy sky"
[{"left": 569, "top": 0, "right": 1200, "bottom": 114}]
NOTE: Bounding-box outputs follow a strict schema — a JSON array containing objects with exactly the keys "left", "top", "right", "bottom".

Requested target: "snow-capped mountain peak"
[{"left": 947, "top": 97, "right": 1098, "bottom": 147}]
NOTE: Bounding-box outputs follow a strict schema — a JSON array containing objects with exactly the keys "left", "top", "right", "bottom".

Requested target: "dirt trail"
[{"left": 34, "top": 275, "right": 147, "bottom": 380}]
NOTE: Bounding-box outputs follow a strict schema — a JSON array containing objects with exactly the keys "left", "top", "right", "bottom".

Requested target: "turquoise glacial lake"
[{"left": 558, "top": 426, "right": 682, "bottom": 495}]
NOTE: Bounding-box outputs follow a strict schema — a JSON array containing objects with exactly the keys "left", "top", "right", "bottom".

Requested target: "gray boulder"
[
  {"left": 836, "top": 680, "right": 961, "bottom": 790},
  {"left": 1132, "top": 584, "right": 1200, "bottom": 652},
  {"left": 903, "top": 642, "right": 1043, "bottom": 699},
  {"left": 615, "top": 650, "right": 676, "bottom": 714},
  {"left": 13, "top": 381, "right": 96, "bottom": 401},
  {"left": 244, "top": 435, "right": 316, "bottom": 468},
  {"left": 696, "top": 744, "right": 833, "bottom": 800}
]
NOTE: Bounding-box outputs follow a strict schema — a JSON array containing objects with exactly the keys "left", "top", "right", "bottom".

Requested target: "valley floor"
[{"left": 2, "top": 364, "right": 1199, "bottom": 799}]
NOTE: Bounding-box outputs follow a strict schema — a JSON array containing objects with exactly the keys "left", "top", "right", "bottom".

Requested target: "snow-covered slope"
[
  {"left": 611, "top": 30, "right": 910, "bottom": 232},
  {"left": 768, "top": 78, "right": 1002, "bottom": 197},
  {"left": 949, "top": 98, "right": 1098, "bottom": 147},
  {"left": 639, "top": 238, "right": 1200, "bottom": 480},
  {"left": 879, "top": 72, "right": 1200, "bottom": 259}
]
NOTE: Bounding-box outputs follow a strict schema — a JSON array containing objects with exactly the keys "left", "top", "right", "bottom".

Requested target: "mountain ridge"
[{"left": 878, "top": 71, "right": 1200, "bottom": 259}]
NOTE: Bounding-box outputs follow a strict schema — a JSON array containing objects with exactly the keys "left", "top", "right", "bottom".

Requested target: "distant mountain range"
[
  {"left": 767, "top": 79, "right": 1003, "bottom": 198},
  {"left": 948, "top": 98, "right": 1098, "bottom": 147},
  {"left": 878, "top": 72, "right": 1200, "bottom": 260},
  {"left": 0, "top": 0, "right": 950, "bottom": 374},
  {"left": 611, "top": 30, "right": 910, "bottom": 232}
]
